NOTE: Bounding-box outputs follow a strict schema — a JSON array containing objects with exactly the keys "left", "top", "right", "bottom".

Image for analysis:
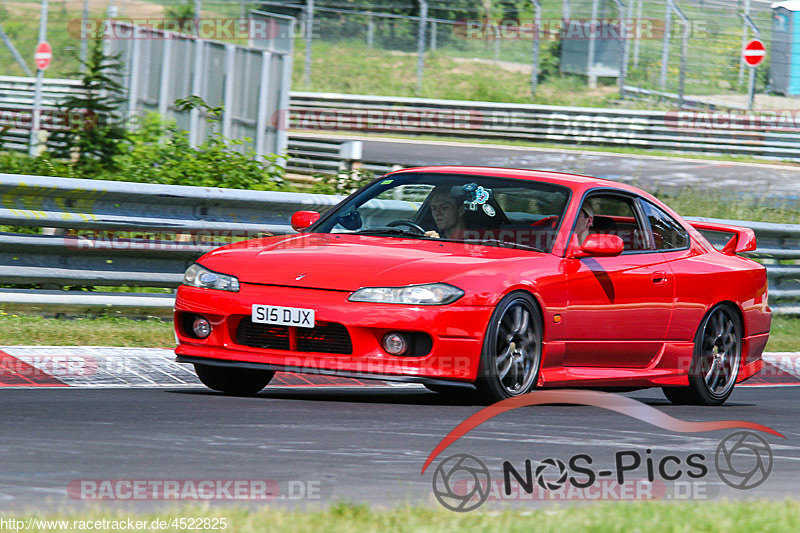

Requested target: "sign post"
[
  {"left": 29, "top": 0, "right": 50, "bottom": 157},
  {"left": 742, "top": 38, "right": 765, "bottom": 110}
]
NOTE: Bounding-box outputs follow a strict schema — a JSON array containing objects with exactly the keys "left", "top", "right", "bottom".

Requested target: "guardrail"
[
  {"left": 6, "top": 77, "right": 800, "bottom": 164},
  {"left": 0, "top": 173, "right": 344, "bottom": 316},
  {"left": 1, "top": 173, "right": 798, "bottom": 316},
  {"left": 289, "top": 92, "right": 800, "bottom": 162},
  {"left": 286, "top": 134, "right": 398, "bottom": 179}
]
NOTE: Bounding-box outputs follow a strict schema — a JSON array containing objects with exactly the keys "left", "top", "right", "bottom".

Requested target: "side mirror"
[
  {"left": 570, "top": 233, "right": 624, "bottom": 258},
  {"left": 291, "top": 211, "right": 321, "bottom": 232}
]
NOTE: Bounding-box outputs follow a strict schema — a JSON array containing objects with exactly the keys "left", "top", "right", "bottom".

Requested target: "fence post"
[
  {"left": 255, "top": 51, "right": 272, "bottom": 161},
  {"left": 738, "top": 0, "right": 751, "bottom": 87},
  {"left": 157, "top": 37, "right": 172, "bottom": 117},
  {"left": 619, "top": 0, "right": 632, "bottom": 95},
  {"left": 80, "top": 0, "right": 88, "bottom": 73},
  {"left": 222, "top": 44, "right": 235, "bottom": 139},
  {"left": 587, "top": 0, "right": 599, "bottom": 88},
  {"left": 189, "top": 37, "right": 204, "bottom": 147},
  {"left": 304, "top": 0, "right": 314, "bottom": 87},
  {"left": 531, "top": 0, "right": 541, "bottom": 96},
  {"left": 416, "top": 0, "right": 428, "bottom": 96},
  {"left": 127, "top": 35, "right": 141, "bottom": 126},
  {"left": 679, "top": 18, "right": 688, "bottom": 108},
  {"left": 430, "top": 20, "right": 437, "bottom": 51},
  {"left": 633, "top": 0, "right": 642, "bottom": 68},
  {"left": 494, "top": 24, "right": 501, "bottom": 61},
  {"left": 367, "top": 12, "right": 374, "bottom": 48},
  {"left": 659, "top": 0, "right": 673, "bottom": 89}
]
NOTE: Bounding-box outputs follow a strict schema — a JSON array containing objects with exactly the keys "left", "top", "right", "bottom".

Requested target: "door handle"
[{"left": 651, "top": 271, "right": 668, "bottom": 284}]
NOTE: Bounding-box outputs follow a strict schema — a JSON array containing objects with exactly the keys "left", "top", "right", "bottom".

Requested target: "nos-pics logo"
[{"left": 423, "top": 390, "right": 782, "bottom": 512}]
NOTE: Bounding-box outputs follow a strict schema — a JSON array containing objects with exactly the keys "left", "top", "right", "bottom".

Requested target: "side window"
[
  {"left": 580, "top": 194, "right": 650, "bottom": 251},
  {"left": 639, "top": 201, "right": 689, "bottom": 250}
]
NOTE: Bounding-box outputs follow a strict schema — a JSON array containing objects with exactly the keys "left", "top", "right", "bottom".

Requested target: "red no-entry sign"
[
  {"left": 742, "top": 39, "right": 766, "bottom": 67},
  {"left": 34, "top": 42, "right": 52, "bottom": 70}
]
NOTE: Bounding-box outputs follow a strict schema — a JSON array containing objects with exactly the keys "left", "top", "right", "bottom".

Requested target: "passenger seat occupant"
[
  {"left": 425, "top": 186, "right": 467, "bottom": 239},
  {"left": 576, "top": 202, "right": 595, "bottom": 244}
]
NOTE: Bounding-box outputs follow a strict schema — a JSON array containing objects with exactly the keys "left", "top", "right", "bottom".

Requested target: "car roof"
[{"left": 389, "top": 166, "right": 645, "bottom": 196}]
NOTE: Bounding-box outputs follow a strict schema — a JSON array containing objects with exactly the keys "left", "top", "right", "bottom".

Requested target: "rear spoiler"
[{"left": 687, "top": 220, "right": 757, "bottom": 255}]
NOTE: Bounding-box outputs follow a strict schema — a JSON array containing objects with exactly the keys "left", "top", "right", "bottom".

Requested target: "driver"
[{"left": 424, "top": 185, "right": 467, "bottom": 239}]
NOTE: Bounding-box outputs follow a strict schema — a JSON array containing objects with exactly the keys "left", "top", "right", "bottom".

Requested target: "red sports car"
[{"left": 174, "top": 166, "right": 769, "bottom": 405}]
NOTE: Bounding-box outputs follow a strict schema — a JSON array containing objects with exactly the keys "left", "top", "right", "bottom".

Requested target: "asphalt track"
[
  {"left": 1, "top": 385, "right": 798, "bottom": 511},
  {"left": 330, "top": 135, "right": 800, "bottom": 200},
  {"left": 4, "top": 139, "right": 800, "bottom": 513}
]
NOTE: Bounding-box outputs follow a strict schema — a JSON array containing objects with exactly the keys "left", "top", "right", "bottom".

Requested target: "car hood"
[{"left": 198, "top": 233, "right": 542, "bottom": 291}]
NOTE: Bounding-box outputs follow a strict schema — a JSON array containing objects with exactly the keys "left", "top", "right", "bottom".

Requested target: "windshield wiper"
[
  {"left": 460, "top": 238, "right": 545, "bottom": 253},
  {"left": 352, "top": 227, "right": 428, "bottom": 238}
]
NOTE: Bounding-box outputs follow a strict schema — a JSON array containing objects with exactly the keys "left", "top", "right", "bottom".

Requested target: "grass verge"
[
  {"left": 2, "top": 500, "right": 799, "bottom": 532},
  {"left": 0, "top": 314, "right": 796, "bottom": 352},
  {"left": 0, "top": 314, "right": 174, "bottom": 348}
]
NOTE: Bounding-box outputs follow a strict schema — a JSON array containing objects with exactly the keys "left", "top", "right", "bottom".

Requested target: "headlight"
[
  {"left": 348, "top": 283, "right": 463, "bottom": 305},
  {"left": 183, "top": 264, "right": 240, "bottom": 292}
]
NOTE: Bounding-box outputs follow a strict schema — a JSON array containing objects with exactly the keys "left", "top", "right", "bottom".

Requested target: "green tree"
[{"left": 49, "top": 36, "right": 127, "bottom": 170}]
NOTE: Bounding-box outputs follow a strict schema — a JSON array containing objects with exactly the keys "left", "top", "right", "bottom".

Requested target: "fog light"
[
  {"left": 383, "top": 332, "right": 408, "bottom": 355},
  {"left": 192, "top": 316, "right": 211, "bottom": 339}
]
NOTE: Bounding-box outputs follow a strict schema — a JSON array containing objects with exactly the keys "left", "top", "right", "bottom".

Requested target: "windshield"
[{"left": 313, "top": 172, "right": 571, "bottom": 253}]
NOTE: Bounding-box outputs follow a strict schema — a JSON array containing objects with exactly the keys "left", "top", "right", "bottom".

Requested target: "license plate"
[{"left": 251, "top": 304, "right": 315, "bottom": 328}]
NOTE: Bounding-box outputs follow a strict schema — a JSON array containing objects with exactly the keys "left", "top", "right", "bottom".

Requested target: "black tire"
[
  {"left": 194, "top": 364, "right": 274, "bottom": 396},
  {"left": 662, "top": 304, "right": 742, "bottom": 406},
  {"left": 475, "top": 292, "right": 543, "bottom": 403}
]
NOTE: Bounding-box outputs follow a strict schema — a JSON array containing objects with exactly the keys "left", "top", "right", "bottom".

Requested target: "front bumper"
[{"left": 174, "top": 283, "right": 493, "bottom": 382}]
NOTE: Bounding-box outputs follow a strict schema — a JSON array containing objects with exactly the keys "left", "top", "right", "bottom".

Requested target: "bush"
[{"left": 109, "top": 113, "right": 287, "bottom": 190}]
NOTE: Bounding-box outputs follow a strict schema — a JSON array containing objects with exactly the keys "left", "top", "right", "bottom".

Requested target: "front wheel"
[
  {"left": 663, "top": 304, "right": 742, "bottom": 406},
  {"left": 194, "top": 364, "right": 274, "bottom": 396},
  {"left": 475, "top": 292, "right": 543, "bottom": 403}
]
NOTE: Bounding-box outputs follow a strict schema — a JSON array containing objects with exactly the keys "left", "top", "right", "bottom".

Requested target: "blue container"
[{"left": 770, "top": 1, "right": 800, "bottom": 95}]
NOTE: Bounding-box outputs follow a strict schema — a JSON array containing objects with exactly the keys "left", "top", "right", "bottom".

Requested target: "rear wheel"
[
  {"left": 663, "top": 304, "right": 742, "bottom": 406},
  {"left": 194, "top": 364, "right": 274, "bottom": 396},
  {"left": 475, "top": 292, "right": 543, "bottom": 403}
]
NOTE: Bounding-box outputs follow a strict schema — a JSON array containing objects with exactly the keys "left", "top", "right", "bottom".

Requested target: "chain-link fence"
[
  {"left": 622, "top": 0, "right": 773, "bottom": 100},
  {"left": 258, "top": 0, "right": 779, "bottom": 106}
]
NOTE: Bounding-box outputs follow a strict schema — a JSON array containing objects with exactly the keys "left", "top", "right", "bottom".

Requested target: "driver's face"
[{"left": 430, "top": 195, "right": 460, "bottom": 233}]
